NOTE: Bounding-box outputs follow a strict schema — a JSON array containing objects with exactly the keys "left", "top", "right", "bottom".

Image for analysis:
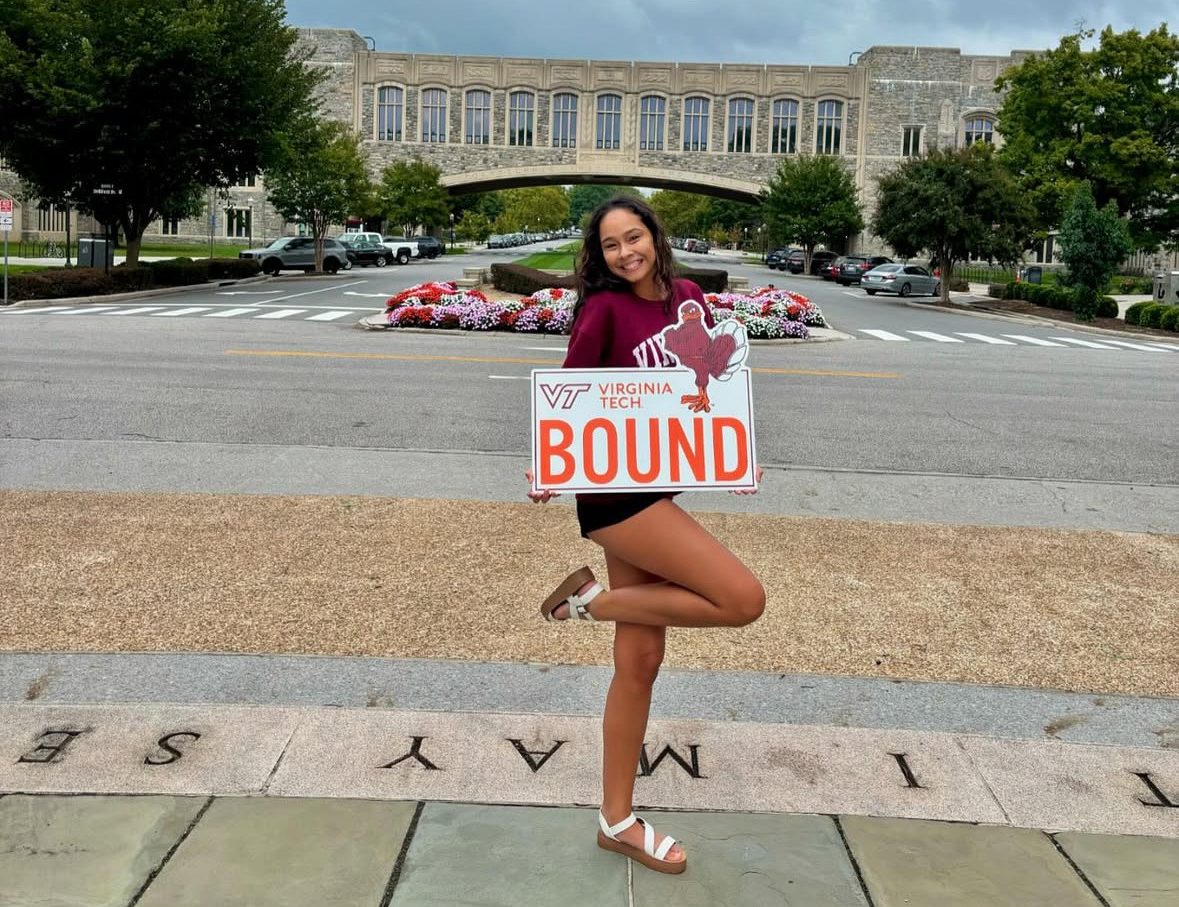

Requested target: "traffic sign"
[{"left": 0, "top": 198, "right": 12, "bottom": 232}]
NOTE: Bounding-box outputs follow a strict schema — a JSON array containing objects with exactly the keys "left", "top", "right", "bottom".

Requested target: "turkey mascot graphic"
[{"left": 660, "top": 301, "right": 750, "bottom": 413}]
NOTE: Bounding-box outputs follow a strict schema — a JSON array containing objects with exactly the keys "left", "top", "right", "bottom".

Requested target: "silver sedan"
[{"left": 861, "top": 263, "right": 940, "bottom": 297}]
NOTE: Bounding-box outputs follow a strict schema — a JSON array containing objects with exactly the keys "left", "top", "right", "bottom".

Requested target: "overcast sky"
[{"left": 284, "top": 1, "right": 1176, "bottom": 66}]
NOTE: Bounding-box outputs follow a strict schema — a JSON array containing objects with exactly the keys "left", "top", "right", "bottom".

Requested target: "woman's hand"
[
  {"left": 525, "top": 469, "right": 560, "bottom": 503},
  {"left": 731, "top": 466, "right": 764, "bottom": 496}
]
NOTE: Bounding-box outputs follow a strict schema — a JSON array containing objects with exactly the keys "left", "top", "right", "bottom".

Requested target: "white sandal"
[
  {"left": 597, "top": 811, "right": 686, "bottom": 874},
  {"left": 540, "top": 566, "right": 604, "bottom": 622}
]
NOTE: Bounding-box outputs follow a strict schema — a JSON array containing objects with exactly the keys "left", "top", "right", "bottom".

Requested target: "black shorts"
[{"left": 576, "top": 492, "right": 674, "bottom": 539}]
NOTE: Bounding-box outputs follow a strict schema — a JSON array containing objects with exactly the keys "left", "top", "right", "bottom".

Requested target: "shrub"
[
  {"left": 1005, "top": 281, "right": 1022, "bottom": 300},
  {"left": 1124, "top": 301, "right": 1152, "bottom": 325},
  {"left": 1159, "top": 306, "right": 1179, "bottom": 332},
  {"left": 1095, "top": 296, "right": 1119, "bottom": 319},
  {"left": 7, "top": 267, "right": 117, "bottom": 301},
  {"left": 146, "top": 257, "right": 210, "bottom": 287},
  {"left": 1139, "top": 303, "right": 1170, "bottom": 328},
  {"left": 490, "top": 262, "right": 577, "bottom": 296},
  {"left": 1046, "top": 286, "right": 1076, "bottom": 310},
  {"left": 987, "top": 283, "right": 1006, "bottom": 298},
  {"left": 1112, "top": 275, "right": 1153, "bottom": 295},
  {"left": 207, "top": 257, "right": 261, "bottom": 280},
  {"left": 948, "top": 278, "right": 969, "bottom": 292}
]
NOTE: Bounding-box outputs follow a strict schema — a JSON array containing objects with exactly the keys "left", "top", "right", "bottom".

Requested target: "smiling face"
[{"left": 598, "top": 207, "right": 659, "bottom": 299}]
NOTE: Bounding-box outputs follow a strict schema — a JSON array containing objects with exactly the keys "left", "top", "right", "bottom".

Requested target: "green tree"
[
  {"left": 0, "top": 0, "right": 320, "bottom": 265},
  {"left": 873, "top": 145, "right": 1036, "bottom": 302},
  {"left": 567, "top": 184, "right": 641, "bottom": 227},
  {"left": 996, "top": 25, "right": 1179, "bottom": 251},
  {"left": 499, "top": 186, "right": 570, "bottom": 233},
  {"left": 457, "top": 211, "right": 492, "bottom": 243},
  {"left": 1057, "top": 182, "right": 1133, "bottom": 321},
  {"left": 265, "top": 119, "right": 371, "bottom": 272},
  {"left": 760, "top": 156, "right": 864, "bottom": 272},
  {"left": 377, "top": 158, "right": 451, "bottom": 237},
  {"left": 647, "top": 190, "right": 711, "bottom": 238}
]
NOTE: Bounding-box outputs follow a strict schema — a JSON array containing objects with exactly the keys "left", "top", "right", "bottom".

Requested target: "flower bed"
[{"left": 384, "top": 282, "right": 822, "bottom": 339}]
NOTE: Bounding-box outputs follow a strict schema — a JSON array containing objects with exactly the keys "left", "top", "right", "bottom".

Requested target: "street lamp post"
[
  {"left": 449, "top": 212, "right": 455, "bottom": 248},
  {"left": 246, "top": 199, "right": 253, "bottom": 249}
]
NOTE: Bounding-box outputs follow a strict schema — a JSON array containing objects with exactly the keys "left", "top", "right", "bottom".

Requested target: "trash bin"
[
  {"left": 1152, "top": 269, "right": 1179, "bottom": 305},
  {"left": 78, "top": 236, "right": 113, "bottom": 269},
  {"left": 1017, "top": 265, "right": 1042, "bottom": 284}
]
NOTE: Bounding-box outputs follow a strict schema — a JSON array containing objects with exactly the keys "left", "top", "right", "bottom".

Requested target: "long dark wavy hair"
[{"left": 572, "top": 195, "right": 677, "bottom": 326}]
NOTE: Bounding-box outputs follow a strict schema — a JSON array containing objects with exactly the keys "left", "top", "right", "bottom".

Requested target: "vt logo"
[{"left": 539, "top": 382, "right": 592, "bottom": 409}]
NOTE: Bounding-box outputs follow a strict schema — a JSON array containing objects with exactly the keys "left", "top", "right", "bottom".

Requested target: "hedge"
[
  {"left": 145, "top": 257, "right": 210, "bottom": 287},
  {"left": 489, "top": 262, "right": 578, "bottom": 296},
  {"left": 207, "top": 257, "right": 262, "bottom": 280},
  {"left": 1124, "top": 301, "right": 1152, "bottom": 325},
  {"left": 1002, "top": 281, "right": 1118, "bottom": 318},
  {"left": 1, "top": 256, "right": 260, "bottom": 303},
  {"left": 1159, "top": 307, "right": 1179, "bottom": 332},
  {"left": 1139, "top": 303, "right": 1173, "bottom": 329}
]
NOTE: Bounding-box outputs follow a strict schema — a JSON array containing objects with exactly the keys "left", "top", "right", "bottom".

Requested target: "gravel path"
[{"left": 2, "top": 490, "right": 1175, "bottom": 697}]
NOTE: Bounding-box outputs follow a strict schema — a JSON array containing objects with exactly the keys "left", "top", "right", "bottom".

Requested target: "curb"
[
  {"left": 903, "top": 299, "right": 1176, "bottom": 341},
  {"left": 3, "top": 274, "right": 273, "bottom": 308}
]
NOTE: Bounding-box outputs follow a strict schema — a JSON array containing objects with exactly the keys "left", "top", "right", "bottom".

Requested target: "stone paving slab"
[
  {"left": 0, "top": 703, "right": 298, "bottom": 795},
  {"left": 0, "top": 794, "right": 205, "bottom": 907},
  {"left": 1056, "top": 831, "right": 1179, "bottom": 907},
  {"left": 388, "top": 802, "right": 629, "bottom": 906},
  {"left": 631, "top": 812, "right": 869, "bottom": 906},
  {"left": 135, "top": 797, "right": 416, "bottom": 907},
  {"left": 962, "top": 737, "right": 1179, "bottom": 837},
  {"left": 840, "top": 815, "right": 1102, "bottom": 906}
]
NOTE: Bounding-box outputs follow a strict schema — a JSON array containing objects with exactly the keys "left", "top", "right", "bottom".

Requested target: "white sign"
[
  {"left": 0, "top": 198, "right": 12, "bottom": 231},
  {"left": 531, "top": 303, "right": 757, "bottom": 493}
]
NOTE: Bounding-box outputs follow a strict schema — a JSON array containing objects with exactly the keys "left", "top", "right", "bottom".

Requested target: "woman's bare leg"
[
  {"left": 599, "top": 553, "right": 684, "bottom": 864},
  {"left": 582, "top": 499, "right": 765, "bottom": 628}
]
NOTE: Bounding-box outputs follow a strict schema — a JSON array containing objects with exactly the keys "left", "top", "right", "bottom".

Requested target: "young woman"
[{"left": 526, "top": 196, "right": 765, "bottom": 875}]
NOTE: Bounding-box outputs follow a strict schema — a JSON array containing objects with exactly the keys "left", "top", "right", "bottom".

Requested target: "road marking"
[
  {"left": 253, "top": 309, "right": 306, "bottom": 319},
  {"left": 1000, "top": 335, "right": 1066, "bottom": 347},
  {"left": 1146, "top": 342, "right": 1179, "bottom": 351},
  {"left": 489, "top": 375, "right": 530, "bottom": 380},
  {"left": 859, "top": 329, "right": 910, "bottom": 341},
  {"left": 955, "top": 333, "right": 1016, "bottom": 345},
  {"left": 908, "top": 330, "right": 963, "bottom": 343},
  {"left": 1049, "top": 337, "right": 1120, "bottom": 349},
  {"left": 216, "top": 290, "right": 281, "bottom": 296},
  {"left": 343, "top": 291, "right": 391, "bottom": 298},
  {"left": 752, "top": 366, "right": 901, "bottom": 379},
  {"left": 266, "top": 281, "right": 366, "bottom": 303},
  {"left": 521, "top": 345, "right": 568, "bottom": 352},
  {"left": 107, "top": 306, "right": 167, "bottom": 315},
  {"left": 1094, "top": 339, "right": 1171, "bottom": 352},
  {"left": 4, "top": 306, "right": 72, "bottom": 314},
  {"left": 152, "top": 307, "right": 211, "bottom": 317},
  {"left": 204, "top": 308, "right": 259, "bottom": 318},
  {"left": 48, "top": 306, "right": 122, "bottom": 314},
  {"left": 305, "top": 310, "right": 357, "bottom": 321}
]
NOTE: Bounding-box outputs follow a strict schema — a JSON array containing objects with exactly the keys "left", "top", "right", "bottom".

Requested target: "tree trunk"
[{"left": 941, "top": 260, "right": 952, "bottom": 303}]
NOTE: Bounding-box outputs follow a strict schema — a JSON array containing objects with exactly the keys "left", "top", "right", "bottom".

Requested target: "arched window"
[
  {"left": 964, "top": 116, "right": 995, "bottom": 146},
  {"left": 815, "top": 99, "right": 843, "bottom": 154},
  {"left": 771, "top": 99, "right": 798, "bottom": 154},
  {"left": 728, "top": 97, "right": 754, "bottom": 153},
  {"left": 377, "top": 87, "right": 403, "bottom": 142},
  {"left": 552, "top": 92, "right": 578, "bottom": 148},
  {"left": 421, "top": 88, "right": 447, "bottom": 143},
  {"left": 596, "top": 93, "right": 622, "bottom": 150},
  {"left": 639, "top": 95, "right": 666, "bottom": 151},
  {"left": 509, "top": 91, "right": 535, "bottom": 146},
  {"left": 683, "top": 96, "right": 710, "bottom": 151},
  {"left": 465, "top": 90, "right": 491, "bottom": 145}
]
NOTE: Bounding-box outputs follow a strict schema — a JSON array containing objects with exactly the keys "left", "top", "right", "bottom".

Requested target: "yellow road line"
[{"left": 225, "top": 349, "right": 900, "bottom": 379}]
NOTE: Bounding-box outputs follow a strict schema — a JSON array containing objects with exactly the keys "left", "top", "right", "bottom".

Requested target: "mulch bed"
[{"left": 963, "top": 298, "right": 1175, "bottom": 337}]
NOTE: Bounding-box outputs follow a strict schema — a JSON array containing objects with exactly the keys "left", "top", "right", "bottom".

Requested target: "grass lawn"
[
  {"left": 136, "top": 241, "right": 250, "bottom": 259},
  {"left": 2, "top": 264, "right": 53, "bottom": 274},
  {"left": 516, "top": 241, "right": 580, "bottom": 271}
]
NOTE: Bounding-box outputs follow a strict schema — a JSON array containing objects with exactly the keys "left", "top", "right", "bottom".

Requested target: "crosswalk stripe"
[
  {"left": 1094, "top": 339, "right": 1170, "bottom": 352},
  {"left": 954, "top": 333, "right": 1015, "bottom": 345},
  {"left": 48, "top": 306, "right": 122, "bottom": 314},
  {"left": 859, "top": 329, "right": 910, "bottom": 341},
  {"left": 254, "top": 309, "right": 306, "bottom": 319},
  {"left": 152, "top": 307, "right": 211, "bottom": 317},
  {"left": 908, "top": 330, "right": 963, "bottom": 343},
  {"left": 204, "top": 308, "right": 259, "bottom": 317},
  {"left": 1000, "top": 335, "right": 1066, "bottom": 347},
  {"left": 1049, "top": 337, "right": 1119, "bottom": 349},
  {"left": 107, "top": 306, "right": 166, "bottom": 315},
  {"left": 3, "top": 306, "right": 72, "bottom": 314},
  {"left": 1146, "top": 342, "right": 1179, "bottom": 351},
  {"left": 305, "top": 310, "right": 356, "bottom": 321}
]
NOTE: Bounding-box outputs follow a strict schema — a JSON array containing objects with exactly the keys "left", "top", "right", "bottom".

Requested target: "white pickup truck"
[{"left": 337, "top": 232, "right": 416, "bottom": 264}]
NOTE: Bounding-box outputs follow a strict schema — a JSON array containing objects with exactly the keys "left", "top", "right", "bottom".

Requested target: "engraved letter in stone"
[
  {"left": 638, "top": 743, "right": 705, "bottom": 779},
  {"left": 507, "top": 739, "right": 566, "bottom": 773},
  {"left": 381, "top": 736, "right": 441, "bottom": 771},
  {"left": 1133, "top": 772, "right": 1178, "bottom": 809},
  {"left": 145, "top": 732, "right": 202, "bottom": 766},
  {"left": 18, "top": 729, "right": 86, "bottom": 764},
  {"left": 889, "top": 752, "right": 925, "bottom": 789}
]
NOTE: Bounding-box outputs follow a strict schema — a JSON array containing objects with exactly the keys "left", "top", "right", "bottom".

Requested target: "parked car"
[
  {"left": 765, "top": 248, "right": 793, "bottom": 270},
  {"left": 239, "top": 236, "right": 351, "bottom": 275},
  {"left": 339, "top": 237, "right": 390, "bottom": 268},
  {"left": 414, "top": 235, "right": 445, "bottom": 259},
  {"left": 824, "top": 256, "right": 848, "bottom": 281},
  {"left": 683, "top": 238, "right": 709, "bottom": 253},
  {"left": 861, "top": 263, "right": 940, "bottom": 297},
  {"left": 837, "top": 255, "right": 894, "bottom": 285},
  {"left": 786, "top": 249, "right": 838, "bottom": 275},
  {"left": 381, "top": 236, "right": 417, "bottom": 264}
]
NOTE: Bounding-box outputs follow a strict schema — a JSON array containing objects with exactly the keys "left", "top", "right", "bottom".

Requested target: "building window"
[
  {"left": 160, "top": 214, "right": 181, "bottom": 236},
  {"left": 552, "top": 92, "right": 578, "bottom": 148},
  {"left": 234, "top": 173, "right": 256, "bottom": 188},
  {"left": 815, "top": 99, "right": 843, "bottom": 154},
  {"left": 465, "top": 90, "right": 491, "bottom": 144},
  {"left": 596, "top": 93, "right": 622, "bottom": 150},
  {"left": 964, "top": 116, "right": 994, "bottom": 146},
  {"left": 225, "top": 208, "right": 251, "bottom": 239},
  {"left": 37, "top": 204, "right": 67, "bottom": 232},
  {"left": 377, "top": 86, "right": 403, "bottom": 141},
  {"left": 683, "top": 96, "right": 710, "bottom": 151},
  {"left": 421, "top": 88, "right": 447, "bottom": 143},
  {"left": 639, "top": 95, "right": 666, "bottom": 150},
  {"left": 727, "top": 97, "right": 754, "bottom": 153},
  {"left": 0, "top": 155, "right": 9, "bottom": 171},
  {"left": 509, "top": 91, "right": 535, "bottom": 147},
  {"left": 771, "top": 99, "right": 798, "bottom": 153},
  {"left": 902, "top": 125, "right": 923, "bottom": 156}
]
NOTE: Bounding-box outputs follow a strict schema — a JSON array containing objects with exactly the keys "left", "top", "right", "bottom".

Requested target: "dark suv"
[
  {"left": 765, "top": 248, "right": 794, "bottom": 270},
  {"left": 837, "top": 255, "right": 893, "bottom": 285},
  {"left": 415, "top": 236, "right": 445, "bottom": 259},
  {"left": 787, "top": 249, "right": 838, "bottom": 275}
]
